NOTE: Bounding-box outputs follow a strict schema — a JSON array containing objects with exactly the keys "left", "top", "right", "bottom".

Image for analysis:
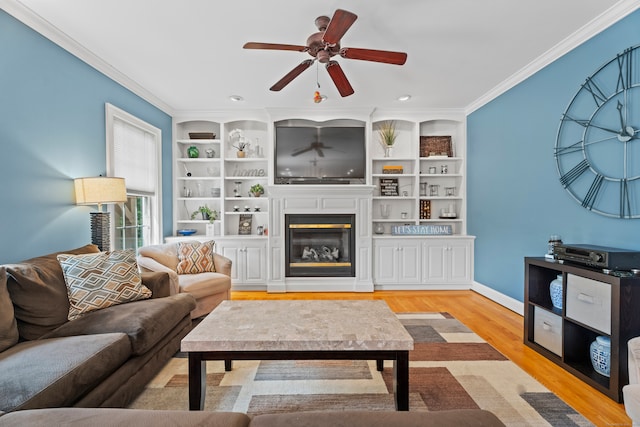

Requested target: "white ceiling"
[{"left": 5, "top": 0, "right": 639, "bottom": 114}]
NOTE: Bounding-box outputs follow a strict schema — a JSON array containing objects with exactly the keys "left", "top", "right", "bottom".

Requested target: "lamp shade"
[{"left": 74, "top": 177, "right": 127, "bottom": 206}]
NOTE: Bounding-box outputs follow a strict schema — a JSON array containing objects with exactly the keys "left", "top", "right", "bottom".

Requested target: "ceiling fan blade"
[
  {"left": 270, "top": 59, "right": 314, "bottom": 91},
  {"left": 326, "top": 61, "right": 354, "bottom": 97},
  {"left": 292, "top": 147, "right": 313, "bottom": 156},
  {"left": 243, "top": 42, "right": 308, "bottom": 52},
  {"left": 316, "top": 148, "right": 325, "bottom": 158},
  {"left": 323, "top": 9, "right": 357, "bottom": 44},
  {"left": 340, "top": 47, "right": 407, "bottom": 65}
]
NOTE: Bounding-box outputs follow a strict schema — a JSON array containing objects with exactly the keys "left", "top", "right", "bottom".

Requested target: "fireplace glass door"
[{"left": 285, "top": 214, "right": 355, "bottom": 277}]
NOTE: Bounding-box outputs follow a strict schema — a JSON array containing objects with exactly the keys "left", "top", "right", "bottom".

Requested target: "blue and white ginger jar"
[
  {"left": 590, "top": 335, "right": 611, "bottom": 377},
  {"left": 549, "top": 274, "right": 563, "bottom": 310}
]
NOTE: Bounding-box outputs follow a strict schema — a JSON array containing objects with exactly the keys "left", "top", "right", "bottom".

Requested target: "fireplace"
[{"left": 285, "top": 214, "right": 355, "bottom": 277}]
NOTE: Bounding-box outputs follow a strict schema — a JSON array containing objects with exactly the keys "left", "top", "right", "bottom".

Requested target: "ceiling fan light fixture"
[
  {"left": 229, "top": 95, "right": 244, "bottom": 102},
  {"left": 397, "top": 94, "right": 411, "bottom": 102}
]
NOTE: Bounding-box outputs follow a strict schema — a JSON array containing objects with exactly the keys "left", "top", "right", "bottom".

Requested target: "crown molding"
[
  {"left": 465, "top": 0, "right": 640, "bottom": 115},
  {"left": 1, "top": 0, "right": 175, "bottom": 116}
]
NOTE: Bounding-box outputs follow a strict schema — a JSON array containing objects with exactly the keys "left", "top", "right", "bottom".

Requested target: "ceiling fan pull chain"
[{"left": 313, "top": 62, "right": 324, "bottom": 103}]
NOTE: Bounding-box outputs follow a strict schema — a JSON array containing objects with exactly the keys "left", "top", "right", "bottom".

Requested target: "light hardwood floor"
[{"left": 231, "top": 289, "right": 631, "bottom": 427}]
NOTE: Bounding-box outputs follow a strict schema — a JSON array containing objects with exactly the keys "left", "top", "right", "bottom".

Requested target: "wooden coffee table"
[{"left": 181, "top": 300, "right": 414, "bottom": 411}]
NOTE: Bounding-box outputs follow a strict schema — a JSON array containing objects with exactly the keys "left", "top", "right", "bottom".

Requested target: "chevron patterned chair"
[{"left": 137, "top": 240, "right": 231, "bottom": 319}]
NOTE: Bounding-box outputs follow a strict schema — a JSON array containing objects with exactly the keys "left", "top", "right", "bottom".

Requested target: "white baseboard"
[{"left": 471, "top": 281, "right": 524, "bottom": 316}]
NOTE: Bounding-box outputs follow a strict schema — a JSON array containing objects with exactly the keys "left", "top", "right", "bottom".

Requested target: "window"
[{"left": 106, "top": 103, "right": 162, "bottom": 251}]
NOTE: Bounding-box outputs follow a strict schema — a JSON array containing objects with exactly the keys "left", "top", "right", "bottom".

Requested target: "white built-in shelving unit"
[{"left": 169, "top": 109, "right": 474, "bottom": 290}]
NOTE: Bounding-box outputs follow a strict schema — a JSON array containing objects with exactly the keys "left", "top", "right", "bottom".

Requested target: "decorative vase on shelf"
[
  {"left": 590, "top": 335, "right": 611, "bottom": 377},
  {"left": 380, "top": 204, "right": 390, "bottom": 219},
  {"left": 187, "top": 146, "right": 199, "bottom": 158},
  {"left": 549, "top": 274, "right": 563, "bottom": 310},
  {"left": 237, "top": 150, "right": 246, "bottom": 158},
  {"left": 374, "top": 223, "right": 385, "bottom": 235},
  {"left": 384, "top": 145, "right": 393, "bottom": 158}
]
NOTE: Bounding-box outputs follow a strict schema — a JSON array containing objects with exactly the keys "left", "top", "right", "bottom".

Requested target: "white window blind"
[{"left": 113, "top": 117, "right": 157, "bottom": 194}]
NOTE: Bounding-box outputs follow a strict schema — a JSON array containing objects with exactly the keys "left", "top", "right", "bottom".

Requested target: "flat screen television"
[{"left": 274, "top": 126, "right": 366, "bottom": 184}]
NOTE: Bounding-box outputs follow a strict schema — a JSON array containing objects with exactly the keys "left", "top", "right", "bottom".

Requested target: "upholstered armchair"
[
  {"left": 137, "top": 240, "right": 231, "bottom": 319},
  {"left": 624, "top": 337, "right": 640, "bottom": 426}
]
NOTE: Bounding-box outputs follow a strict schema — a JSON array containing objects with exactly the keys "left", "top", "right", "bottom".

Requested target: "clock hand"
[
  {"left": 615, "top": 101, "right": 637, "bottom": 142},
  {"left": 587, "top": 122, "right": 623, "bottom": 134},
  {"left": 617, "top": 101, "right": 629, "bottom": 136}
]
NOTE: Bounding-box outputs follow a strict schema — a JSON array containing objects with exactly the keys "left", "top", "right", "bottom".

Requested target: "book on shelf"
[{"left": 382, "top": 165, "right": 403, "bottom": 174}]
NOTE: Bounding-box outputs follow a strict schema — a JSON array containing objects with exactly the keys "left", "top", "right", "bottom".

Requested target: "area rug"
[{"left": 129, "top": 312, "right": 592, "bottom": 426}]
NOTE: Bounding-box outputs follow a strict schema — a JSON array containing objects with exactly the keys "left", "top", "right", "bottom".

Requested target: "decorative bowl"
[{"left": 177, "top": 229, "right": 197, "bottom": 236}]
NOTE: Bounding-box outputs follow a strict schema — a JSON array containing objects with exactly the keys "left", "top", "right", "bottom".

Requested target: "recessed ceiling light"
[
  {"left": 229, "top": 95, "right": 244, "bottom": 102},
  {"left": 397, "top": 95, "right": 411, "bottom": 102}
]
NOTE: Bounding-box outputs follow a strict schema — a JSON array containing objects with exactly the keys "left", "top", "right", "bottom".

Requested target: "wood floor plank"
[{"left": 231, "top": 290, "right": 630, "bottom": 426}]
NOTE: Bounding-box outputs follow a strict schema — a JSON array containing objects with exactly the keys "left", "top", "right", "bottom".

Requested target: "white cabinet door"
[
  {"left": 373, "top": 240, "right": 421, "bottom": 285},
  {"left": 447, "top": 242, "right": 472, "bottom": 284},
  {"left": 398, "top": 242, "right": 421, "bottom": 284},
  {"left": 422, "top": 238, "right": 472, "bottom": 285},
  {"left": 374, "top": 241, "right": 398, "bottom": 283},
  {"left": 219, "top": 244, "right": 241, "bottom": 282},
  {"left": 422, "top": 243, "right": 446, "bottom": 283},
  {"left": 217, "top": 238, "right": 267, "bottom": 284},
  {"left": 243, "top": 243, "right": 267, "bottom": 283}
]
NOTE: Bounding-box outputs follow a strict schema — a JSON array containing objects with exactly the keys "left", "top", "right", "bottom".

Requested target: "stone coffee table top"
[{"left": 181, "top": 300, "right": 414, "bottom": 352}]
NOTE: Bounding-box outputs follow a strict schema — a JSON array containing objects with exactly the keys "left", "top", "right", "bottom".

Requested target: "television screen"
[{"left": 275, "top": 126, "right": 366, "bottom": 184}]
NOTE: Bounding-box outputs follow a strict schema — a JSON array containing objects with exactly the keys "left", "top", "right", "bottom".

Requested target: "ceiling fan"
[
  {"left": 292, "top": 140, "right": 333, "bottom": 157},
  {"left": 243, "top": 9, "right": 408, "bottom": 97},
  {"left": 291, "top": 129, "right": 334, "bottom": 157}
]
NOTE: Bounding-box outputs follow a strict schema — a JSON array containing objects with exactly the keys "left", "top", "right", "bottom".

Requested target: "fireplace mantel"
[{"left": 267, "top": 185, "right": 375, "bottom": 292}]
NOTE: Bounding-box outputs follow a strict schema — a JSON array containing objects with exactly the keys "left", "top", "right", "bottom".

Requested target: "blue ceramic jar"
[
  {"left": 590, "top": 335, "right": 611, "bottom": 377},
  {"left": 549, "top": 274, "right": 563, "bottom": 310}
]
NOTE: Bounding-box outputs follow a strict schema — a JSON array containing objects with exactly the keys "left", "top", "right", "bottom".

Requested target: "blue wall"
[
  {"left": 0, "top": 10, "right": 173, "bottom": 263},
  {"left": 468, "top": 10, "right": 640, "bottom": 302}
]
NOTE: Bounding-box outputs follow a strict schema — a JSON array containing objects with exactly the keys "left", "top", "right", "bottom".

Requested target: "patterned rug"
[{"left": 129, "top": 312, "right": 592, "bottom": 426}]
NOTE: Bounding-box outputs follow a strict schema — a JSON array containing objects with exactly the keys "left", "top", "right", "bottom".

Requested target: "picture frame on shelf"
[
  {"left": 379, "top": 178, "right": 399, "bottom": 196},
  {"left": 420, "top": 136, "right": 452, "bottom": 157},
  {"left": 238, "top": 214, "right": 252, "bottom": 235}
]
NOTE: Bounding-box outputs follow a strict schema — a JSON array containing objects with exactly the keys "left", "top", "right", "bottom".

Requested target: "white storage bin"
[
  {"left": 566, "top": 274, "right": 611, "bottom": 334},
  {"left": 534, "top": 306, "right": 563, "bottom": 356}
]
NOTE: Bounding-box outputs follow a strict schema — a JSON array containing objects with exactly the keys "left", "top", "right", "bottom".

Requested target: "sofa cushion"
[
  {"left": 176, "top": 240, "right": 216, "bottom": 274},
  {"left": 0, "top": 408, "right": 251, "bottom": 427},
  {"left": 140, "top": 271, "right": 171, "bottom": 298},
  {"left": 179, "top": 272, "right": 231, "bottom": 299},
  {"left": 40, "top": 293, "right": 196, "bottom": 356},
  {"left": 0, "top": 268, "right": 19, "bottom": 352},
  {"left": 0, "top": 333, "right": 131, "bottom": 412},
  {"left": 138, "top": 243, "right": 179, "bottom": 272},
  {"left": 57, "top": 250, "right": 151, "bottom": 320},
  {"left": 249, "top": 410, "right": 505, "bottom": 427},
  {"left": 5, "top": 244, "right": 100, "bottom": 340}
]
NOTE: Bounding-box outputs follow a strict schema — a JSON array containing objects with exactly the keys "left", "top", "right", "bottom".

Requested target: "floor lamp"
[{"left": 74, "top": 177, "right": 127, "bottom": 252}]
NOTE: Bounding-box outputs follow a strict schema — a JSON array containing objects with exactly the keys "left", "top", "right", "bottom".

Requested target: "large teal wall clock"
[{"left": 555, "top": 45, "right": 639, "bottom": 218}]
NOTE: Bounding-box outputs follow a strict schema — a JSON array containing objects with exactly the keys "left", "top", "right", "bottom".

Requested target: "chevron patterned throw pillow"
[
  {"left": 176, "top": 240, "right": 216, "bottom": 274},
  {"left": 57, "top": 249, "right": 151, "bottom": 320}
]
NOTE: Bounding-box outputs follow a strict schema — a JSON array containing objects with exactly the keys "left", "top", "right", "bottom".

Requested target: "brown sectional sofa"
[
  {"left": 0, "top": 408, "right": 506, "bottom": 426},
  {"left": 0, "top": 244, "right": 196, "bottom": 412},
  {"left": 0, "top": 244, "right": 506, "bottom": 426}
]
